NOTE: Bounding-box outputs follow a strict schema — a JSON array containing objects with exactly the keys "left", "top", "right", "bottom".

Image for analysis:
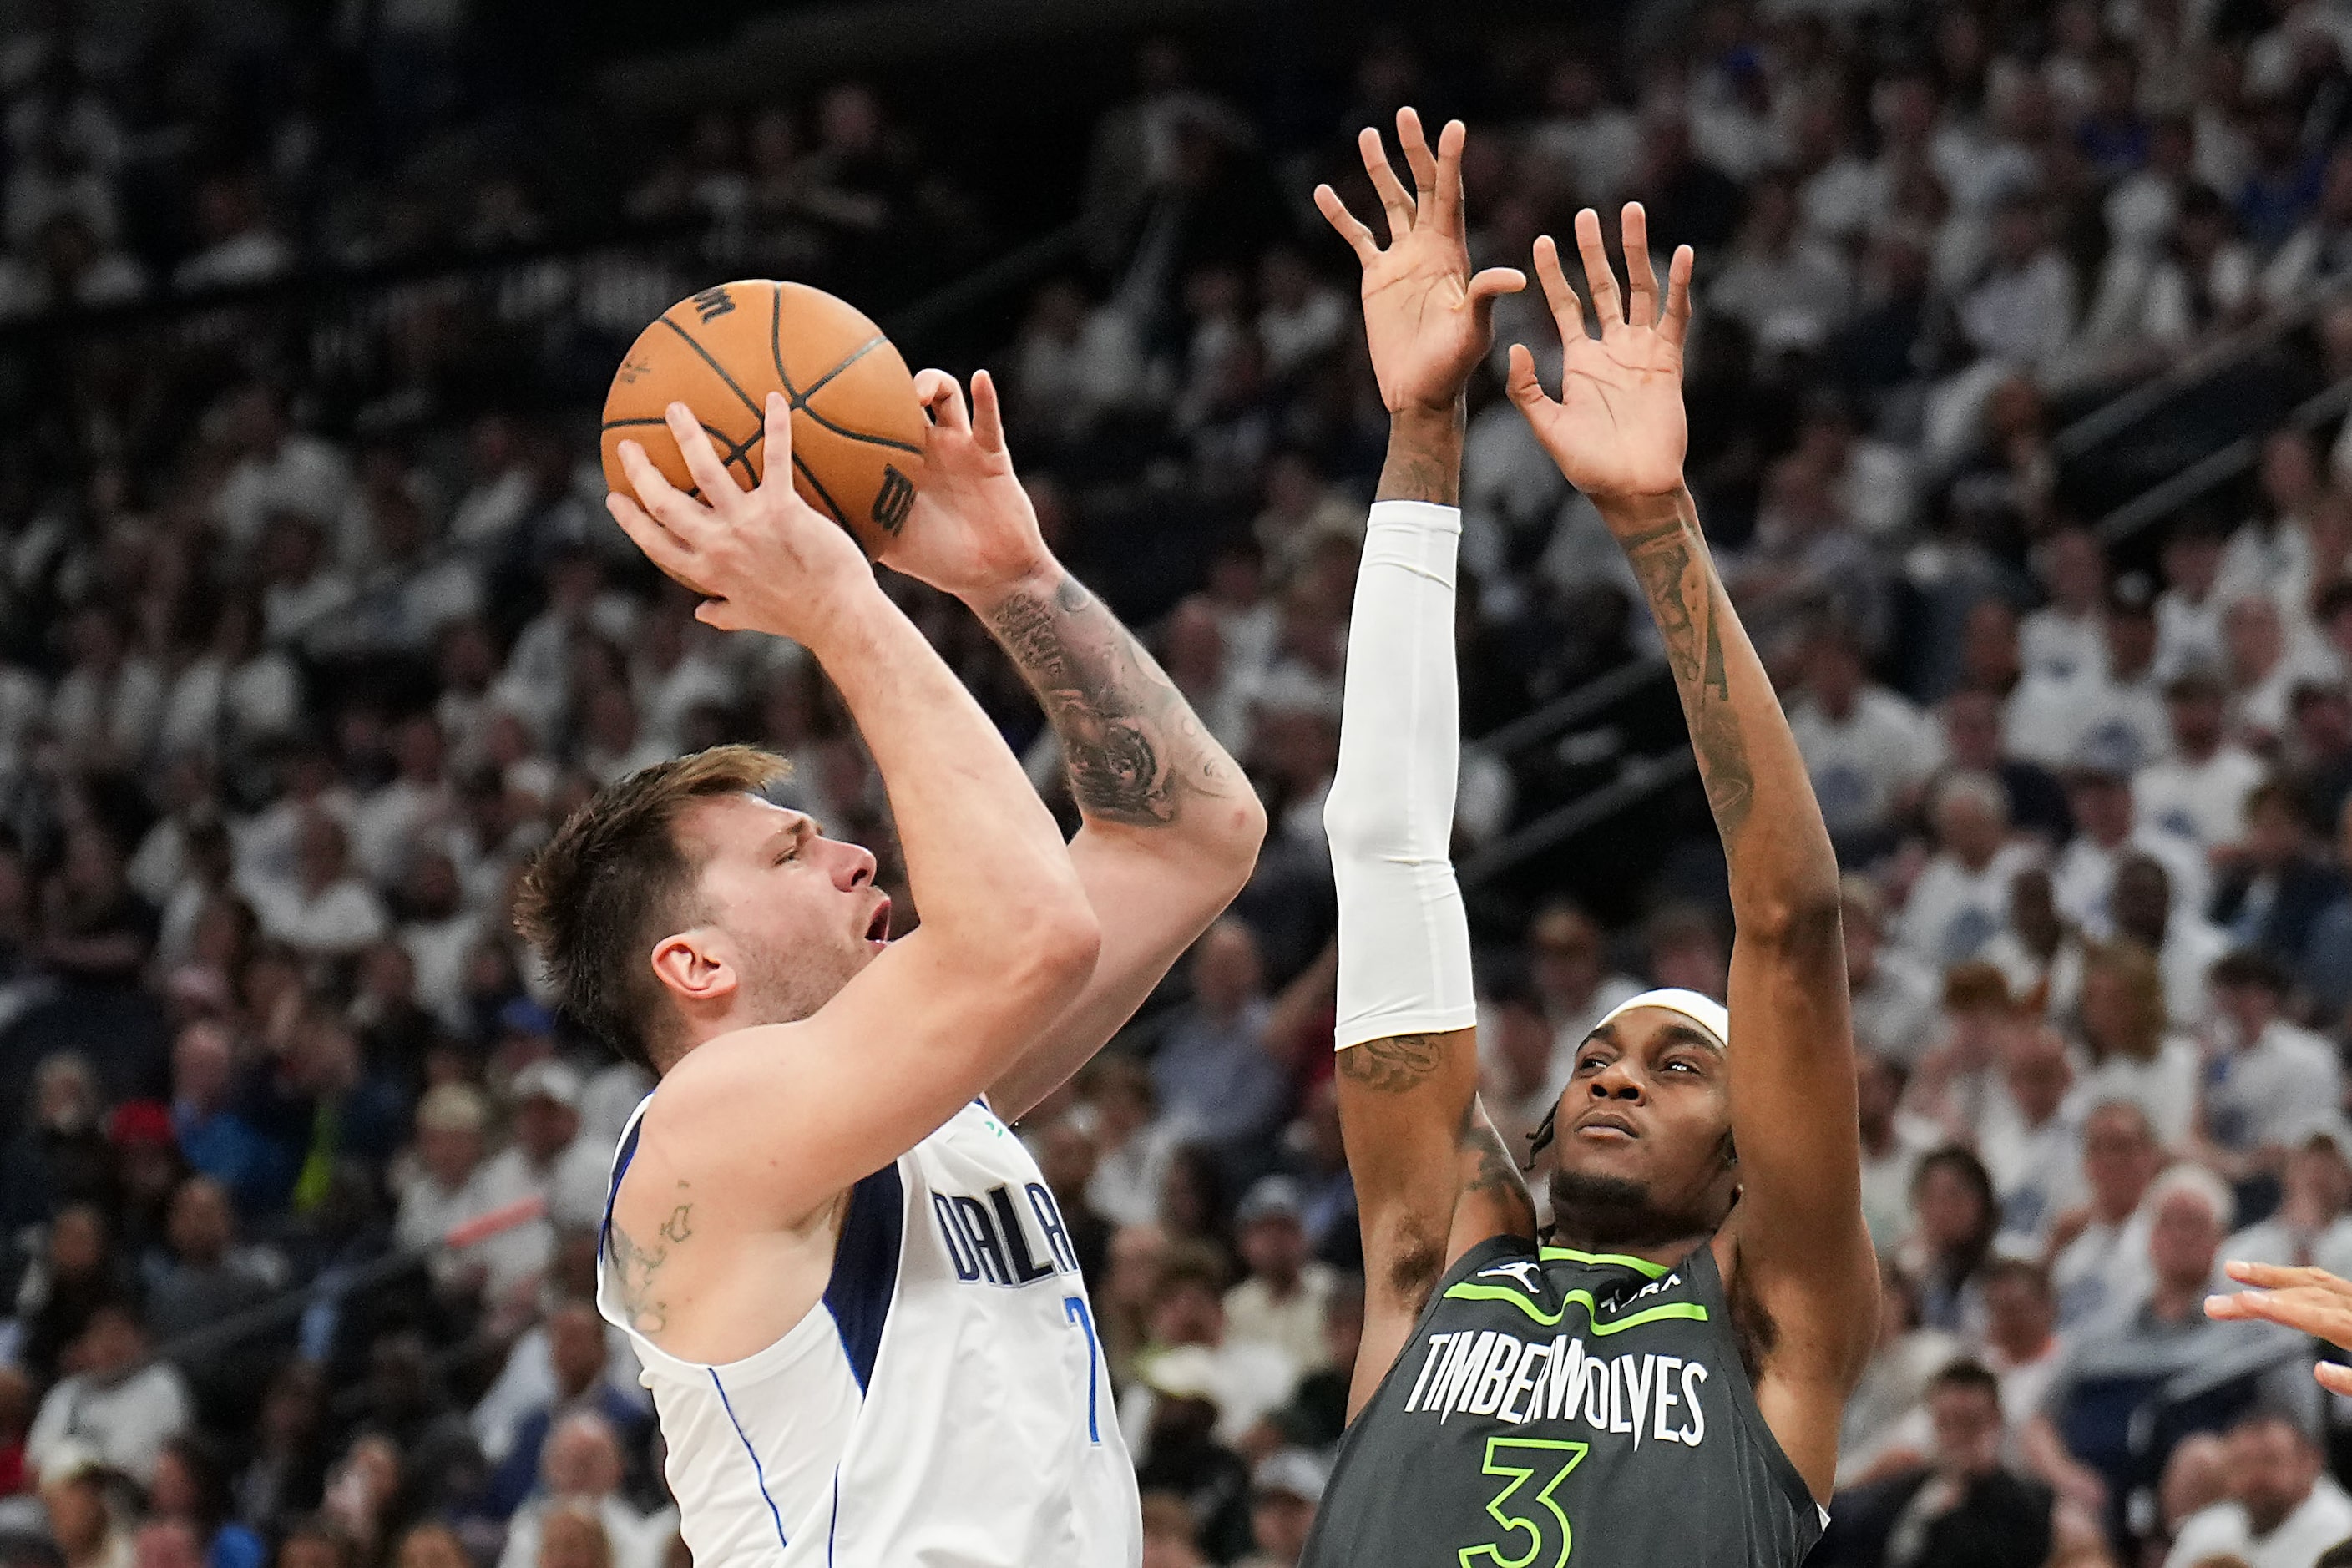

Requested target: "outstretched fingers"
[
  {"left": 1503, "top": 342, "right": 1549, "bottom": 412},
  {"left": 1661, "top": 244, "right": 1696, "bottom": 351},
  {"left": 1531, "top": 235, "right": 1586, "bottom": 347},
  {"left": 1429, "top": 118, "right": 1468, "bottom": 239},
  {"left": 1573, "top": 207, "right": 1623, "bottom": 331},
  {"left": 915, "top": 370, "right": 971, "bottom": 435},
  {"left": 606, "top": 468, "right": 701, "bottom": 587},
  {"left": 1621, "top": 203, "right": 1660, "bottom": 329},
  {"left": 667, "top": 402, "right": 744, "bottom": 503},
  {"left": 1358, "top": 126, "right": 1417, "bottom": 243},
  {"left": 753, "top": 391, "right": 793, "bottom": 491},
  {"left": 969, "top": 367, "right": 1009, "bottom": 453},
  {"left": 1464, "top": 266, "right": 1527, "bottom": 331},
  {"left": 1395, "top": 107, "right": 1439, "bottom": 212},
  {"left": 2228, "top": 1259, "right": 2352, "bottom": 1294},
  {"left": 1315, "top": 183, "right": 1380, "bottom": 265}
]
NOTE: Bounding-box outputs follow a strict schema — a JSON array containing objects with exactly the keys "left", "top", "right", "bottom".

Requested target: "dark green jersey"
[{"left": 1298, "top": 1234, "right": 1823, "bottom": 1568}]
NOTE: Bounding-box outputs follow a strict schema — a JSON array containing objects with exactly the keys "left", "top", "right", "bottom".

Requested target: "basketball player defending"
[
  {"left": 516, "top": 383, "right": 1262, "bottom": 1565},
  {"left": 1302, "top": 109, "right": 1876, "bottom": 1566}
]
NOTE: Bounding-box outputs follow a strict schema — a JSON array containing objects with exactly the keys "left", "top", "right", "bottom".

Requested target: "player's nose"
[
  {"left": 827, "top": 838, "right": 877, "bottom": 891},
  {"left": 1586, "top": 1059, "right": 1642, "bottom": 1100}
]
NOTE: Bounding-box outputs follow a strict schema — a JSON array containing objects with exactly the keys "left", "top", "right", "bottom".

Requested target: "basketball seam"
[
  {"left": 658, "top": 316, "right": 766, "bottom": 422},
  {"left": 792, "top": 451, "right": 852, "bottom": 530},
  {"left": 796, "top": 334, "right": 886, "bottom": 407},
  {"left": 797, "top": 403, "right": 922, "bottom": 454},
  {"left": 769, "top": 287, "right": 801, "bottom": 403}
]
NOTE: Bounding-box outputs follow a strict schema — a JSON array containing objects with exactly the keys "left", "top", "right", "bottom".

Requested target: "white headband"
[{"left": 1591, "top": 988, "right": 1731, "bottom": 1049}]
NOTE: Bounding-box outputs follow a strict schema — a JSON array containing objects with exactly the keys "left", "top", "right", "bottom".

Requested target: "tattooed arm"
[
  {"left": 881, "top": 369, "right": 1264, "bottom": 1121},
  {"left": 1507, "top": 205, "right": 1873, "bottom": 1500}
]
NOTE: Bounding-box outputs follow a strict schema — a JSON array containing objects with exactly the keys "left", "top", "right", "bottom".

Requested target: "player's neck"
[{"left": 1541, "top": 1220, "right": 1712, "bottom": 1272}]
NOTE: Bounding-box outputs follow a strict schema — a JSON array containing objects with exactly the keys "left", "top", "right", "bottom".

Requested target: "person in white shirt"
[
  {"left": 2162, "top": 1409, "right": 2352, "bottom": 1568},
  {"left": 2107, "top": 855, "right": 2228, "bottom": 1029},
  {"left": 207, "top": 383, "right": 352, "bottom": 555},
  {"left": 1979, "top": 1022, "right": 2086, "bottom": 1255},
  {"left": 495, "top": 1413, "right": 673, "bottom": 1568},
  {"left": 1899, "top": 771, "right": 2041, "bottom": 966},
  {"left": 2020, "top": 528, "right": 2111, "bottom": 688},
  {"left": 2051, "top": 743, "right": 2209, "bottom": 939},
  {"left": 476, "top": 1061, "right": 611, "bottom": 1237},
  {"left": 1082, "top": 1055, "right": 1178, "bottom": 1231},
  {"left": 2046, "top": 1100, "right": 2163, "bottom": 1329},
  {"left": 25, "top": 1304, "right": 192, "bottom": 1486},
  {"left": 1859, "top": 1050, "right": 1945, "bottom": 1250},
  {"left": 350, "top": 716, "right": 454, "bottom": 883},
  {"left": 393, "top": 1083, "right": 552, "bottom": 1311},
  {"left": 1980, "top": 1259, "right": 2066, "bottom": 1456},
  {"left": 2007, "top": 579, "right": 2172, "bottom": 774},
  {"left": 1120, "top": 1244, "right": 1297, "bottom": 1450},
  {"left": 2136, "top": 668, "right": 2267, "bottom": 852},
  {"left": 1220, "top": 1177, "right": 1337, "bottom": 1378},
  {"left": 2203, "top": 949, "right": 2346, "bottom": 1182},
  {"left": 2076, "top": 938, "right": 2203, "bottom": 1147},
  {"left": 240, "top": 811, "right": 386, "bottom": 960},
  {"left": 2223, "top": 1124, "right": 2352, "bottom": 1277},
  {"left": 2225, "top": 593, "right": 2338, "bottom": 745},
  {"left": 2155, "top": 512, "right": 2233, "bottom": 682},
  {"left": 1788, "top": 623, "right": 1938, "bottom": 857},
  {"left": 1845, "top": 878, "right": 1941, "bottom": 1066}
]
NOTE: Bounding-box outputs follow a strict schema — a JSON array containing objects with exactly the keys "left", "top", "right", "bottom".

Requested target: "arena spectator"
[
  {"left": 1232, "top": 1449, "right": 1323, "bottom": 1568},
  {"left": 1899, "top": 772, "right": 2038, "bottom": 967},
  {"left": 2048, "top": 1101, "right": 2164, "bottom": 1330},
  {"left": 2162, "top": 1410, "right": 2352, "bottom": 1568},
  {"left": 1221, "top": 1179, "right": 1335, "bottom": 1378},
  {"left": 1815, "top": 1360, "right": 2056, "bottom": 1568},
  {"left": 1150, "top": 923, "right": 1291, "bottom": 1156},
  {"left": 25, "top": 1305, "right": 190, "bottom": 1486}
]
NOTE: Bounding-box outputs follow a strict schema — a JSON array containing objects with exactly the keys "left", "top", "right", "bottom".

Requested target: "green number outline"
[{"left": 1457, "top": 1436, "right": 1587, "bottom": 1568}]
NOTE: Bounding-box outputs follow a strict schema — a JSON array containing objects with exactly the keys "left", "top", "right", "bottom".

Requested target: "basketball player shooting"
[
  {"left": 515, "top": 382, "right": 1262, "bottom": 1565},
  {"left": 1300, "top": 109, "right": 1876, "bottom": 1566}
]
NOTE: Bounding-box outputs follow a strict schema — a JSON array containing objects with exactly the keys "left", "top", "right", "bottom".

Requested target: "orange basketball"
[{"left": 599, "top": 280, "right": 925, "bottom": 558}]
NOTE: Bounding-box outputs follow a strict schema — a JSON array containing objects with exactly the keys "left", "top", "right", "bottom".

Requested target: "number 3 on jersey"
[{"left": 1459, "top": 1437, "right": 1586, "bottom": 1568}]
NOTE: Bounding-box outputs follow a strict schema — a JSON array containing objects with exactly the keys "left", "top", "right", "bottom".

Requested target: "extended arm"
[
  {"left": 606, "top": 397, "right": 1100, "bottom": 1240},
  {"left": 1315, "top": 109, "right": 1534, "bottom": 1421},
  {"left": 1508, "top": 206, "right": 1874, "bottom": 1497},
  {"left": 878, "top": 369, "right": 1265, "bottom": 1120}
]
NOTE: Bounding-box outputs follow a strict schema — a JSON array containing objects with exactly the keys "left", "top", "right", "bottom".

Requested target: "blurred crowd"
[{"left": 21, "top": 2, "right": 2352, "bottom": 1568}]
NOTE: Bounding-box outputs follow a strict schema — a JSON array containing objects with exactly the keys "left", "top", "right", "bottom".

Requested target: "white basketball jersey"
[{"left": 595, "top": 1095, "right": 1141, "bottom": 1568}]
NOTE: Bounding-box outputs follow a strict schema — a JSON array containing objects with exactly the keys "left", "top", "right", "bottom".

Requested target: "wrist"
[
  {"left": 1593, "top": 483, "right": 1692, "bottom": 530},
  {"left": 761, "top": 574, "right": 893, "bottom": 657},
  {"left": 1378, "top": 402, "right": 1466, "bottom": 505},
  {"left": 959, "top": 554, "right": 1064, "bottom": 619}
]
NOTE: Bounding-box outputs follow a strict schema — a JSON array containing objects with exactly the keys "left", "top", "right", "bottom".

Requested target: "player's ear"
[{"left": 648, "top": 929, "right": 738, "bottom": 1008}]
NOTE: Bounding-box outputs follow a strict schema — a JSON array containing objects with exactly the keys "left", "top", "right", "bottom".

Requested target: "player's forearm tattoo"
[
  {"left": 1376, "top": 405, "right": 1464, "bottom": 504},
  {"left": 1621, "top": 512, "right": 1756, "bottom": 842},
  {"left": 609, "top": 1193, "right": 692, "bottom": 1335},
  {"left": 1336, "top": 1032, "right": 1446, "bottom": 1092},
  {"left": 1459, "top": 1099, "right": 1537, "bottom": 1237},
  {"left": 986, "top": 571, "right": 1240, "bottom": 827}
]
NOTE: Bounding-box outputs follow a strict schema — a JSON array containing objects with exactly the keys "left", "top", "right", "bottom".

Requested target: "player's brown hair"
[{"left": 513, "top": 744, "right": 792, "bottom": 1073}]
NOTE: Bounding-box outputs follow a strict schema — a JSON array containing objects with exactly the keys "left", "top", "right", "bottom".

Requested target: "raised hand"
[
  {"left": 881, "top": 367, "right": 1054, "bottom": 604},
  {"left": 1505, "top": 204, "right": 1694, "bottom": 509},
  {"left": 607, "top": 394, "right": 878, "bottom": 646},
  {"left": 1315, "top": 109, "right": 1524, "bottom": 414},
  {"left": 2207, "top": 1259, "right": 2352, "bottom": 1394}
]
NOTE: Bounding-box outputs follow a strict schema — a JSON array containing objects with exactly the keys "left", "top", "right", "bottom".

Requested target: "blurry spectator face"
[
  {"left": 1913, "top": 1157, "right": 1990, "bottom": 1255},
  {"left": 544, "top": 1415, "right": 625, "bottom": 1499},
  {"left": 1161, "top": 601, "right": 1224, "bottom": 691},
  {"left": 1149, "top": 1279, "right": 1223, "bottom": 1347},
  {"left": 2167, "top": 685, "right": 2227, "bottom": 756},
  {"left": 1189, "top": 922, "right": 1263, "bottom": 1016},
  {"left": 1106, "top": 1225, "right": 1170, "bottom": 1318},
  {"left": 134, "top": 1520, "right": 201, "bottom": 1568},
  {"left": 2211, "top": 966, "right": 2282, "bottom": 1044},
  {"left": 2162, "top": 1433, "right": 2231, "bottom": 1534},
  {"left": 1239, "top": 1210, "right": 1308, "bottom": 1287},
  {"left": 2148, "top": 1188, "right": 2223, "bottom": 1290},
  {"left": 2224, "top": 597, "right": 2285, "bottom": 684},
  {"left": 1939, "top": 691, "right": 2006, "bottom": 771},
  {"left": 2286, "top": 1136, "right": 2352, "bottom": 1218},
  {"left": 537, "top": 1510, "right": 612, "bottom": 1568},
  {"left": 2081, "top": 1105, "right": 2159, "bottom": 1216},
  {"left": 1806, "top": 634, "right": 1863, "bottom": 716},
  {"left": 2296, "top": 687, "right": 2352, "bottom": 757},
  {"left": 76, "top": 1305, "right": 144, "bottom": 1379},
  {"left": 2105, "top": 604, "right": 2157, "bottom": 676},
  {"left": 2064, "top": 772, "right": 2132, "bottom": 847},
  {"left": 2244, "top": 793, "right": 2303, "bottom": 870},
  {"left": 1982, "top": 1267, "right": 2054, "bottom": 1357},
  {"left": 393, "top": 1528, "right": 470, "bottom": 1568},
  {"left": 1854, "top": 1053, "right": 1901, "bottom": 1143},
  {"left": 1032, "top": 1119, "right": 1097, "bottom": 1197},
  {"left": 36, "top": 1057, "right": 98, "bottom": 1134},
  {"left": 2040, "top": 531, "right": 2105, "bottom": 615},
  {"left": 515, "top": 1092, "right": 580, "bottom": 1164},
  {"left": 1249, "top": 1486, "right": 1317, "bottom": 1565},
  {"left": 1492, "top": 998, "right": 1552, "bottom": 1099},
  {"left": 2228, "top": 1416, "right": 2320, "bottom": 1535},
  {"left": 549, "top": 1302, "right": 607, "bottom": 1399},
  {"left": 417, "top": 1113, "right": 483, "bottom": 1190},
  {"left": 295, "top": 814, "right": 351, "bottom": 891},
  {"left": 1530, "top": 906, "right": 1604, "bottom": 1005},
  {"left": 1959, "top": 601, "right": 2021, "bottom": 693},
  {"left": 49, "top": 1206, "right": 105, "bottom": 1278},
  {"left": 1933, "top": 784, "right": 2006, "bottom": 867},
  {"left": 2110, "top": 857, "right": 2172, "bottom": 947},
  {"left": 1925, "top": 1379, "right": 2003, "bottom": 1478},
  {"left": 166, "top": 1178, "right": 233, "bottom": 1266},
  {"left": 2000, "top": 1025, "right": 2071, "bottom": 1125},
  {"left": 2007, "top": 867, "right": 2062, "bottom": 953},
  {"left": 2260, "top": 432, "right": 2319, "bottom": 513}
]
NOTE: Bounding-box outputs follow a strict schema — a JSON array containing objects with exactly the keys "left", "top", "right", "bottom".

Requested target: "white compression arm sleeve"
[{"left": 1323, "top": 498, "right": 1477, "bottom": 1050}]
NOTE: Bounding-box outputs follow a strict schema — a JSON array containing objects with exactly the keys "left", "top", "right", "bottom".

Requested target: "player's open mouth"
[{"left": 865, "top": 898, "right": 893, "bottom": 947}]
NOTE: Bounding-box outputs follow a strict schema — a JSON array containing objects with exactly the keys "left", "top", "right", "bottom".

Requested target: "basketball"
[{"left": 599, "top": 280, "right": 926, "bottom": 556}]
